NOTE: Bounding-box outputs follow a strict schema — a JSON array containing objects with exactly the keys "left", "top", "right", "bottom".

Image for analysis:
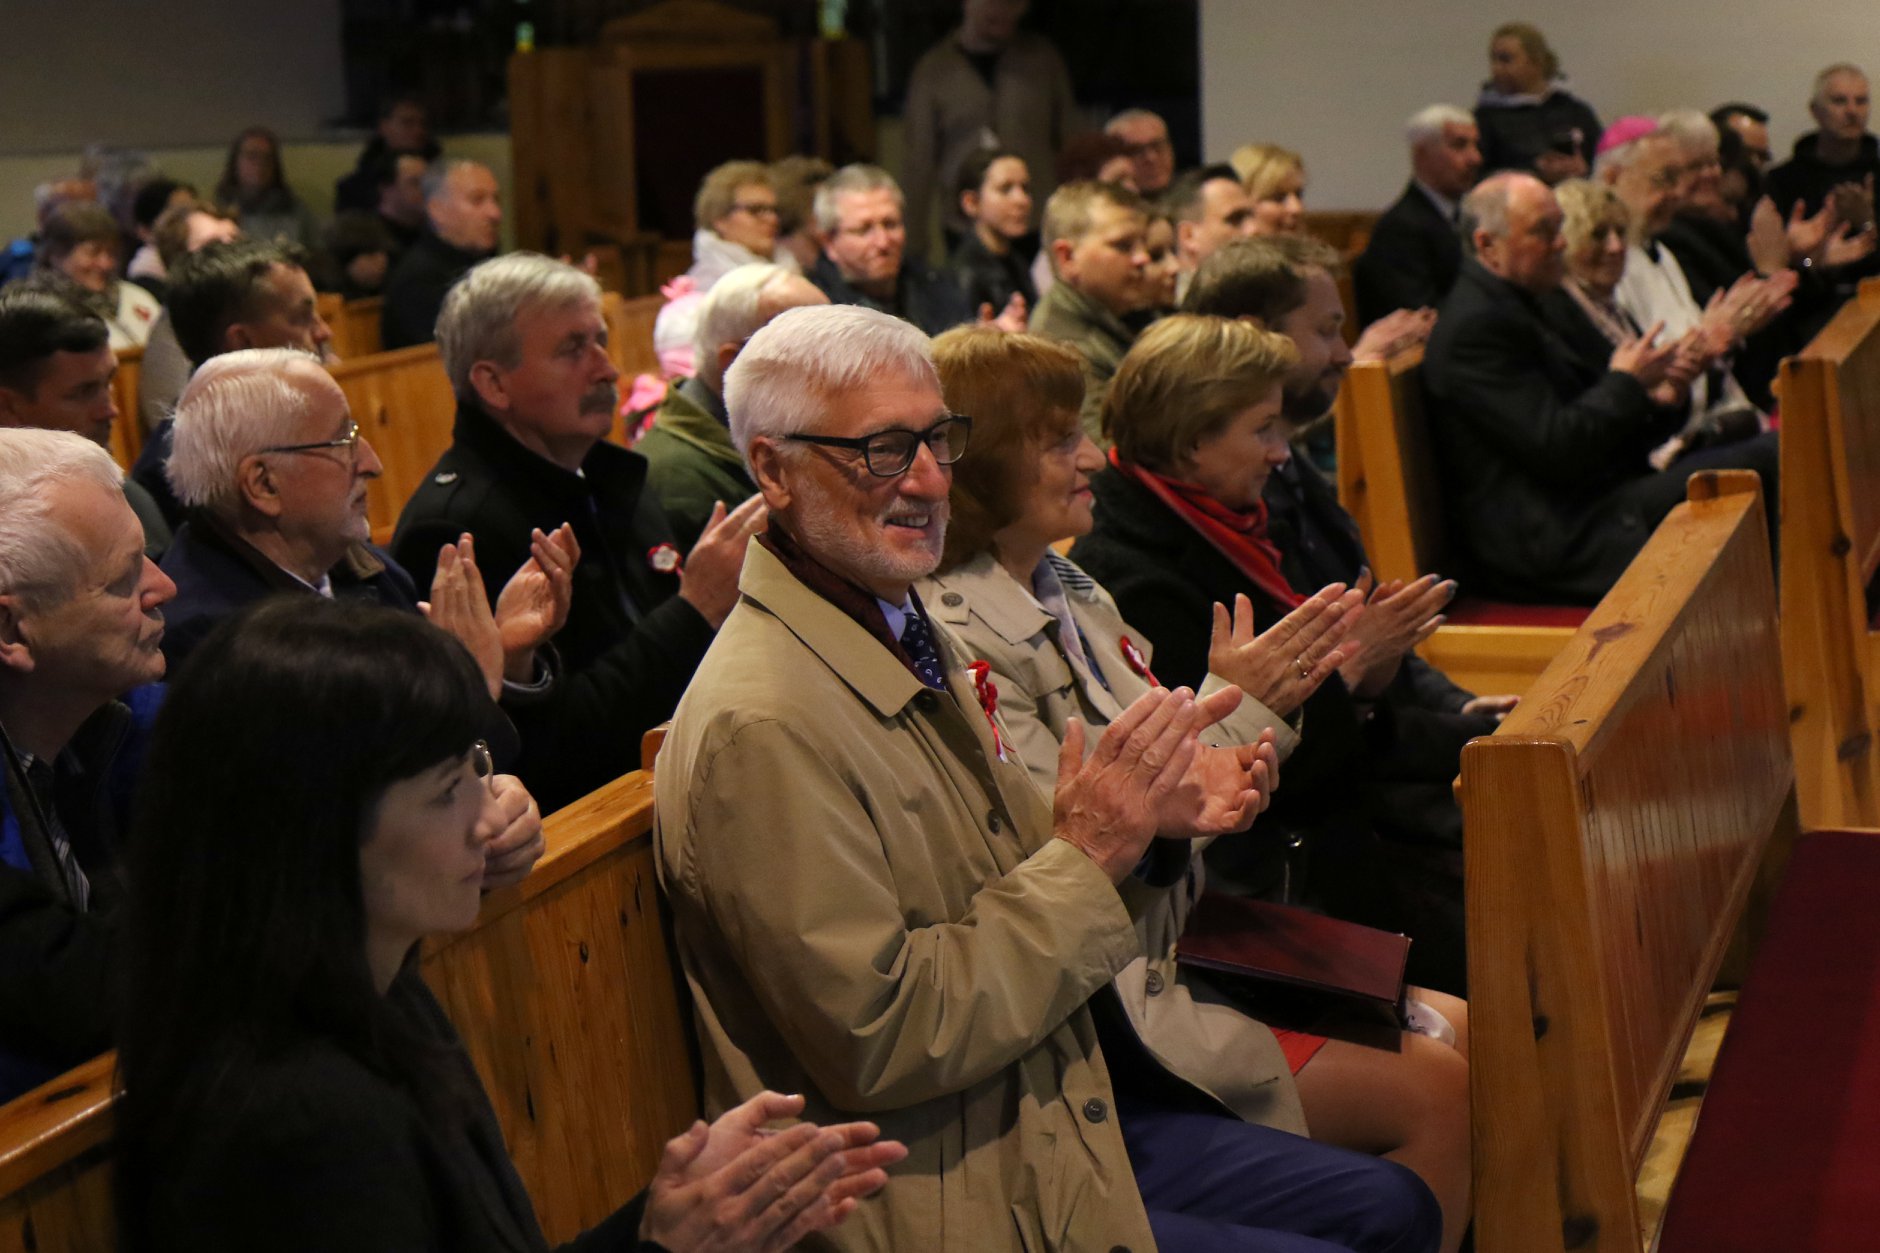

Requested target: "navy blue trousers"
[{"left": 1118, "top": 1096, "right": 1444, "bottom": 1253}]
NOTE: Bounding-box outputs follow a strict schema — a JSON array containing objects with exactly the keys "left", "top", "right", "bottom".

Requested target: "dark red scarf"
[{"left": 1108, "top": 448, "right": 1304, "bottom": 610}]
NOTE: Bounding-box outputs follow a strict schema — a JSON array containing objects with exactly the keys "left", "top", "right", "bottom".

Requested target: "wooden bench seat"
[
  {"left": 0, "top": 766, "right": 694, "bottom": 1251},
  {"left": 1333, "top": 346, "right": 1580, "bottom": 696}
]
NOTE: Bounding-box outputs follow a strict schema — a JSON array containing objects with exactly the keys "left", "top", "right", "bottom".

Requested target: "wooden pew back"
[
  {"left": 1777, "top": 278, "right": 1880, "bottom": 827},
  {"left": 603, "top": 291, "right": 664, "bottom": 382},
  {"left": 0, "top": 771, "right": 695, "bottom": 1252},
  {"left": 328, "top": 296, "right": 385, "bottom": 360},
  {"left": 1333, "top": 346, "right": 1444, "bottom": 586},
  {"left": 328, "top": 345, "right": 458, "bottom": 544},
  {"left": 1462, "top": 473, "right": 1795, "bottom": 1253},
  {"left": 106, "top": 346, "right": 144, "bottom": 473}
]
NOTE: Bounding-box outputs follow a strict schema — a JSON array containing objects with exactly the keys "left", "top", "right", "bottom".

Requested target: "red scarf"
[{"left": 1108, "top": 448, "right": 1304, "bottom": 611}]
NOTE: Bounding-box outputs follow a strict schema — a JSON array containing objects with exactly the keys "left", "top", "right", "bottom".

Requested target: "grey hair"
[
  {"left": 0, "top": 427, "right": 127, "bottom": 609},
  {"left": 435, "top": 253, "right": 601, "bottom": 400},
  {"left": 422, "top": 157, "right": 488, "bottom": 205},
  {"left": 725, "top": 304, "right": 938, "bottom": 459},
  {"left": 1657, "top": 108, "right": 1719, "bottom": 155},
  {"left": 812, "top": 164, "right": 905, "bottom": 235},
  {"left": 166, "top": 349, "right": 328, "bottom": 514},
  {"left": 693, "top": 263, "right": 793, "bottom": 386},
  {"left": 1406, "top": 104, "right": 1474, "bottom": 149},
  {"left": 1592, "top": 127, "right": 1665, "bottom": 178},
  {"left": 1459, "top": 173, "right": 1523, "bottom": 255},
  {"left": 1105, "top": 108, "right": 1167, "bottom": 134},
  {"left": 1813, "top": 63, "right": 1869, "bottom": 110}
]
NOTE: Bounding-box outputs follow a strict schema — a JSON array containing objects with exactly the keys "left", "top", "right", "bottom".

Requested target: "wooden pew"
[
  {"left": 328, "top": 345, "right": 459, "bottom": 544},
  {"left": 1333, "top": 345, "right": 1582, "bottom": 696},
  {"left": 602, "top": 290, "right": 664, "bottom": 382},
  {"left": 1462, "top": 472, "right": 1800, "bottom": 1251},
  {"left": 1775, "top": 277, "right": 1880, "bottom": 828},
  {"left": 329, "top": 296, "right": 384, "bottom": 360},
  {"left": 0, "top": 768, "right": 696, "bottom": 1251},
  {"left": 106, "top": 346, "right": 144, "bottom": 472}
]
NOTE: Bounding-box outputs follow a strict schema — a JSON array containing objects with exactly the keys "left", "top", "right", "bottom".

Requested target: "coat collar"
[
  {"left": 652, "top": 380, "right": 743, "bottom": 469},
  {"left": 1035, "top": 279, "right": 1135, "bottom": 356},
  {"left": 184, "top": 511, "right": 388, "bottom": 592},
  {"left": 925, "top": 552, "right": 1050, "bottom": 646},
  {"left": 739, "top": 542, "right": 927, "bottom": 719},
  {"left": 451, "top": 399, "right": 649, "bottom": 512}
]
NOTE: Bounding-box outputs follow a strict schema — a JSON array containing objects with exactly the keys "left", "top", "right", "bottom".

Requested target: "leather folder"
[{"left": 1176, "top": 892, "right": 1410, "bottom": 1011}]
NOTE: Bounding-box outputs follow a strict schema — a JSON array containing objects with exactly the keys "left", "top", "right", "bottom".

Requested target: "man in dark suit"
[
  {"left": 381, "top": 159, "right": 503, "bottom": 349},
  {"left": 1354, "top": 105, "right": 1482, "bottom": 326},
  {"left": 394, "top": 254, "right": 761, "bottom": 811},
  {"left": 1422, "top": 172, "right": 1780, "bottom": 604}
]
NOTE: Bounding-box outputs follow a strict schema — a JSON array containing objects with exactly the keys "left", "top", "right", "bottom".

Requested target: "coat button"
[
  {"left": 915, "top": 691, "right": 938, "bottom": 712},
  {"left": 1082, "top": 1097, "right": 1107, "bottom": 1123},
  {"left": 987, "top": 811, "right": 1002, "bottom": 833},
  {"left": 941, "top": 591, "right": 963, "bottom": 607},
  {"left": 1144, "top": 970, "right": 1164, "bottom": 995}
]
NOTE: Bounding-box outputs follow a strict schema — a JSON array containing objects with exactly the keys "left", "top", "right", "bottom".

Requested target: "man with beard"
[{"left": 394, "top": 255, "right": 762, "bottom": 810}]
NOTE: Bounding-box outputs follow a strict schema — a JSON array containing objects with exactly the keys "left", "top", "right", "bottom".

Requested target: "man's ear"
[
  {"left": 223, "top": 322, "right": 256, "bottom": 353},
  {"left": 1175, "top": 217, "right": 1200, "bottom": 259},
  {"left": 715, "top": 341, "right": 740, "bottom": 379},
  {"left": 0, "top": 595, "right": 36, "bottom": 676},
  {"left": 236, "top": 454, "right": 285, "bottom": 520},
  {"left": 468, "top": 360, "right": 509, "bottom": 414},
  {"left": 1050, "top": 236, "right": 1076, "bottom": 280},
  {"left": 745, "top": 437, "right": 794, "bottom": 512},
  {"left": 0, "top": 386, "right": 29, "bottom": 426}
]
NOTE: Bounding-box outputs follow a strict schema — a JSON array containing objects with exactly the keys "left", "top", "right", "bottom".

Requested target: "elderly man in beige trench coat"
[{"left": 653, "top": 303, "right": 1443, "bottom": 1253}]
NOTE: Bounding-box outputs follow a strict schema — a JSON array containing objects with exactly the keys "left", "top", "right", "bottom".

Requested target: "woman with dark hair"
[
  {"left": 1071, "top": 315, "right": 1471, "bottom": 1000},
  {"left": 215, "top": 125, "right": 317, "bottom": 250},
  {"left": 918, "top": 326, "right": 1471, "bottom": 1253},
  {"left": 115, "top": 598, "right": 902, "bottom": 1251},
  {"left": 27, "top": 201, "right": 161, "bottom": 348},
  {"left": 945, "top": 147, "right": 1037, "bottom": 318}
]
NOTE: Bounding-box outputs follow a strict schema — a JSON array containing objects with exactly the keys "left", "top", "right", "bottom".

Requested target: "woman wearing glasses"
[
  {"left": 685, "top": 160, "right": 799, "bottom": 291},
  {"left": 115, "top": 598, "right": 902, "bottom": 1251}
]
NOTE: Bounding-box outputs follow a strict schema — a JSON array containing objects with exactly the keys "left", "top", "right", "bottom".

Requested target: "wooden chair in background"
[{"left": 105, "top": 346, "right": 144, "bottom": 473}]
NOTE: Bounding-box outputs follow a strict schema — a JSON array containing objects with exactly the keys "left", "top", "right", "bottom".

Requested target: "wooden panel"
[
  {"left": 1779, "top": 282, "right": 1880, "bottom": 828},
  {"left": 1465, "top": 473, "right": 1793, "bottom": 1253},
  {"left": 330, "top": 296, "right": 384, "bottom": 360},
  {"left": 0, "top": 769, "right": 694, "bottom": 1251},
  {"left": 328, "top": 345, "right": 458, "bottom": 544},
  {"left": 106, "top": 346, "right": 144, "bottom": 472},
  {"left": 602, "top": 291, "right": 664, "bottom": 382}
]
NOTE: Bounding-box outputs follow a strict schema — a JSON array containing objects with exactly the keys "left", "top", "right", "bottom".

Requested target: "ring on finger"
[{"left": 1294, "top": 657, "right": 1312, "bottom": 681}]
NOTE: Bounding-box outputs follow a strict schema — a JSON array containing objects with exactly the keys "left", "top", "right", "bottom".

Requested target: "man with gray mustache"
[{"left": 395, "top": 253, "right": 763, "bottom": 810}]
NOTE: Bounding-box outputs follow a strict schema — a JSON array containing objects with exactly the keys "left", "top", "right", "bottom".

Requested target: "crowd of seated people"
[{"left": 10, "top": 22, "right": 1880, "bottom": 1253}]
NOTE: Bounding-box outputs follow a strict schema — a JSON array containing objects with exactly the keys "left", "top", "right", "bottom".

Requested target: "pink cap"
[{"left": 1596, "top": 116, "right": 1659, "bottom": 155}]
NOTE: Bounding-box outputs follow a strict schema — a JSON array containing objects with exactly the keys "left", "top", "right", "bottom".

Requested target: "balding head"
[
  {"left": 1464, "top": 172, "right": 1565, "bottom": 293},
  {"left": 1811, "top": 64, "right": 1871, "bottom": 143}
]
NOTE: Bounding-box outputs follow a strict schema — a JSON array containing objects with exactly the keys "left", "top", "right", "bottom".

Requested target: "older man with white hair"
[
  {"left": 655, "top": 301, "right": 1443, "bottom": 1253},
  {"left": 638, "top": 261, "right": 827, "bottom": 547},
  {"left": 1354, "top": 104, "right": 1482, "bottom": 325},
  {"left": 0, "top": 428, "right": 173, "bottom": 1100},
  {"left": 395, "top": 253, "right": 760, "bottom": 811}
]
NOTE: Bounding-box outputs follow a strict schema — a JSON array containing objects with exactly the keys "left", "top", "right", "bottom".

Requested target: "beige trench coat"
[
  {"left": 921, "top": 552, "right": 1309, "bottom": 1136},
  {"left": 655, "top": 542, "right": 1168, "bottom": 1252}
]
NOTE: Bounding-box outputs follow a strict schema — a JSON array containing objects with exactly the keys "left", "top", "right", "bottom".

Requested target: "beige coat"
[
  {"left": 921, "top": 552, "right": 1309, "bottom": 1135},
  {"left": 655, "top": 542, "right": 1169, "bottom": 1252}
]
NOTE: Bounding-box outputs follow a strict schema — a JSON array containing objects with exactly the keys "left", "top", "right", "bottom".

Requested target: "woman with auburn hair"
[
  {"left": 1231, "top": 143, "right": 1307, "bottom": 236},
  {"left": 114, "top": 597, "right": 903, "bottom": 1251},
  {"left": 1072, "top": 316, "right": 1469, "bottom": 1004},
  {"left": 920, "top": 325, "right": 1471, "bottom": 1253}
]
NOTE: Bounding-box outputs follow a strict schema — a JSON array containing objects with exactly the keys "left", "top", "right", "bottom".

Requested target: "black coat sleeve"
[
  {"left": 1354, "top": 217, "right": 1449, "bottom": 326},
  {"left": 0, "top": 866, "right": 115, "bottom": 1064}
]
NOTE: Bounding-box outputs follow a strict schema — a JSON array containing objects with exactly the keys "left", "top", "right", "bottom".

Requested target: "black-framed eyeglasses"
[
  {"left": 261, "top": 418, "right": 361, "bottom": 460},
  {"left": 785, "top": 415, "right": 972, "bottom": 478}
]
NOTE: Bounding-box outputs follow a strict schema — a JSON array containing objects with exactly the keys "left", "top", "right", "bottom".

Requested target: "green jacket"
[
  {"left": 1029, "top": 280, "right": 1137, "bottom": 446},
  {"left": 636, "top": 378, "right": 756, "bottom": 549}
]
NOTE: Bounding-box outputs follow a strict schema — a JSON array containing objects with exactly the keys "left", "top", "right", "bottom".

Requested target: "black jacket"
[
  {"left": 1765, "top": 131, "right": 1880, "bottom": 219},
  {"left": 1423, "top": 261, "right": 1678, "bottom": 603},
  {"left": 1658, "top": 213, "right": 1798, "bottom": 408},
  {"left": 808, "top": 253, "right": 974, "bottom": 336},
  {"left": 392, "top": 405, "right": 715, "bottom": 811},
  {"left": 1071, "top": 467, "right": 1468, "bottom": 992},
  {"left": 945, "top": 231, "right": 1037, "bottom": 316},
  {"left": 333, "top": 135, "right": 443, "bottom": 215},
  {"left": 1474, "top": 86, "right": 1603, "bottom": 176},
  {"left": 128, "top": 969, "right": 656, "bottom": 1252},
  {"left": 382, "top": 232, "right": 493, "bottom": 349},
  {"left": 158, "top": 517, "right": 422, "bottom": 671},
  {"left": 1353, "top": 182, "right": 1463, "bottom": 325}
]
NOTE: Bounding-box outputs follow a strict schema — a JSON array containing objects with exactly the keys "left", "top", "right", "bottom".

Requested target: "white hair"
[
  {"left": 812, "top": 165, "right": 905, "bottom": 235},
  {"left": 1593, "top": 127, "right": 1666, "bottom": 178},
  {"left": 1657, "top": 109, "right": 1720, "bottom": 156},
  {"left": 435, "top": 253, "right": 601, "bottom": 400},
  {"left": 1105, "top": 108, "right": 1166, "bottom": 135},
  {"left": 0, "top": 427, "right": 126, "bottom": 609},
  {"left": 693, "top": 263, "right": 815, "bottom": 388},
  {"left": 725, "top": 304, "right": 938, "bottom": 459},
  {"left": 166, "top": 348, "right": 327, "bottom": 514},
  {"left": 1406, "top": 104, "right": 1474, "bottom": 149}
]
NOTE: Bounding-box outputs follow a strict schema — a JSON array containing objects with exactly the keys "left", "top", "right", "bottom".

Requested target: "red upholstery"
[
  {"left": 1442, "top": 596, "right": 1589, "bottom": 628},
  {"left": 1658, "top": 830, "right": 1880, "bottom": 1251}
]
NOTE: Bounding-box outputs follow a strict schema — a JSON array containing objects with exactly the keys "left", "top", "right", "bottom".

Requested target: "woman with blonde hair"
[
  {"left": 1231, "top": 143, "right": 1307, "bottom": 235},
  {"left": 1475, "top": 21, "right": 1603, "bottom": 182}
]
